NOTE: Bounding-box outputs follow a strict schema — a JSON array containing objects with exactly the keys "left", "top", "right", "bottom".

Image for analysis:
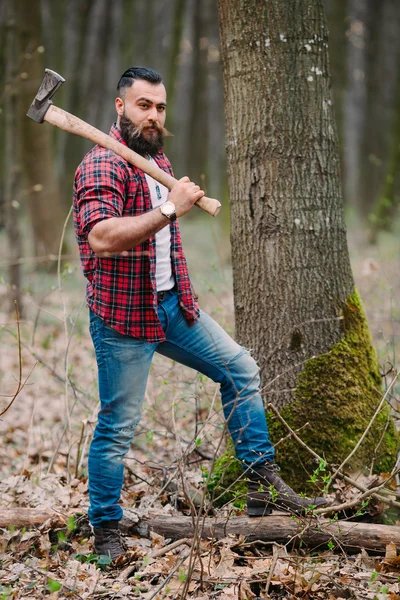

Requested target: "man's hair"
[{"left": 117, "top": 67, "right": 163, "bottom": 95}]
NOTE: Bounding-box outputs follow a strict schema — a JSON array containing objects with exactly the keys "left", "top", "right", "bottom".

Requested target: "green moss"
[
  {"left": 211, "top": 290, "right": 398, "bottom": 502},
  {"left": 207, "top": 445, "right": 246, "bottom": 509}
]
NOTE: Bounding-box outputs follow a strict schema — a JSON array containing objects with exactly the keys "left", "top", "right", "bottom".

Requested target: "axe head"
[{"left": 27, "top": 68, "right": 65, "bottom": 123}]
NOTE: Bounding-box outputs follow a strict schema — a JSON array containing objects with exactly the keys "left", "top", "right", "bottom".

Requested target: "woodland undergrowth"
[{"left": 0, "top": 221, "right": 399, "bottom": 599}]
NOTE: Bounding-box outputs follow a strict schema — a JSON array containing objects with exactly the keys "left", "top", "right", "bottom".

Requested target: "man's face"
[{"left": 116, "top": 79, "right": 169, "bottom": 157}]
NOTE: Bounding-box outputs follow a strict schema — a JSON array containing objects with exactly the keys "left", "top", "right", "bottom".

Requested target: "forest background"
[{"left": 1, "top": 0, "right": 400, "bottom": 598}]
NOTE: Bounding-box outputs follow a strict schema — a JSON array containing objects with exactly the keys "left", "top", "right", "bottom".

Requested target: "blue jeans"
[{"left": 88, "top": 290, "right": 275, "bottom": 526}]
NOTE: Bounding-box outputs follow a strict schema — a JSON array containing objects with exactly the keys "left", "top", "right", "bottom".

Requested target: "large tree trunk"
[{"left": 217, "top": 0, "right": 396, "bottom": 490}]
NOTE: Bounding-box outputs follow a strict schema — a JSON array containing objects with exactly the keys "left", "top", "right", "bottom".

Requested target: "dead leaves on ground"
[{"left": 2, "top": 520, "right": 400, "bottom": 599}]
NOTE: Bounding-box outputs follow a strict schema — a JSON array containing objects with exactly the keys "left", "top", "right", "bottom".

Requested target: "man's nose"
[{"left": 147, "top": 107, "right": 159, "bottom": 122}]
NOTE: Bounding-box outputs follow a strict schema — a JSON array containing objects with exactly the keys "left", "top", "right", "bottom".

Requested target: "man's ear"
[{"left": 115, "top": 97, "right": 124, "bottom": 117}]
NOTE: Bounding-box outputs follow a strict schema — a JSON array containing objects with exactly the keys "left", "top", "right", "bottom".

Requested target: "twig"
[
  {"left": 264, "top": 543, "right": 280, "bottom": 597},
  {"left": 170, "top": 394, "right": 202, "bottom": 598},
  {"left": 315, "top": 480, "right": 398, "bottom": 515},
  {"left": 268, "top": 403, "right": 324, "bottom": 462},
  {"left": 0, "top": 302, "right": 37, "bottom": 417},
  {"left": 147, "top": 552, "right": 190, "bottom": 600},
  {"left": 118, "top": 539, "right": 192, "bottom": 582},
  {"left": 152, "top": 537, "right": 192, "bottom": 558},
  {"left": 74, "top": 420, "right": 86, "bottom": 478},
  {"left": 57, "top": 205, "right": 74, "bottom": 462},
  {"left": 274, "top": 422, "right": 310, "bottom": 448}
]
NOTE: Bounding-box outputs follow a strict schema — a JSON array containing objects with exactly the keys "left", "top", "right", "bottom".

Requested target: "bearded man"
[{"left": 73, "top": 66, "right": 327, "bottom": 561}]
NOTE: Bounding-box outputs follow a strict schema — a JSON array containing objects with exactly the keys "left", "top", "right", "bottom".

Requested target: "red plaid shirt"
[{"left": 73, "top": 124, "right": 199, "bottom": 342}]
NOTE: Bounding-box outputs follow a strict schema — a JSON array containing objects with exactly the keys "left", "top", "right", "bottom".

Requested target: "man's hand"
[
  {"left": 88, "top": 176, "right": 205, "bottom": 255},
  {"left": 168, "top": 176, "right": 205, "bottom": 218}
]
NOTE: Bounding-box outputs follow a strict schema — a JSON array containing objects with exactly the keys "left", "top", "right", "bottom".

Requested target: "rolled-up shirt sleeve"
[{"left": 74, "top": 154, "right": 128, "bottom": 236}]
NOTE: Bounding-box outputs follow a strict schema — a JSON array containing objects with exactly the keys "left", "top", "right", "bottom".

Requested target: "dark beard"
[{"left": 119, "top": 113, "right": 167, "bottom": 157}]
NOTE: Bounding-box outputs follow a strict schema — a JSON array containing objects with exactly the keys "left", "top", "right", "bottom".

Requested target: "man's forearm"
[{"left": 88, "top": 209, "right": 170, "bottom": 255}]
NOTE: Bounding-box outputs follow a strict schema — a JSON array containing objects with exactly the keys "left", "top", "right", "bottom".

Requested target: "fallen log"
[
  {"left": 0, "top": 507, "right": 399, "bottom": 553},
  {"left": 122, "top": 512, "right": 400, "bottom": 553},
  {"left": 0, "top": 507, "right": 68, "bottom": 528}
]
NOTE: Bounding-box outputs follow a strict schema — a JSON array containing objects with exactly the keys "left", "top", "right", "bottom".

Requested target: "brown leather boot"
[
  {"left": 93, "top": 521, "right": 126, "bottom": 560},
  {"left": 247, "top": 463, "right": 328, "bottom": 517}
]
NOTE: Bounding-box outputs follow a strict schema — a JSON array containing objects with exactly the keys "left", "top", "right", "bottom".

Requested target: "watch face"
[{"left": 162, "top": 202, "right": 175, "bottom": 217}]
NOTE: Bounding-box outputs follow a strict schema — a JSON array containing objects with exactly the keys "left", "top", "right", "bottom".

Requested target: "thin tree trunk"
[
  {"left": 369, "top": 73, "right": 400, "bottom": 242},
  {"left": 207, "top": 0, "right": 227, "bottom": 210},
  {"left": 217, "top": 0, "right": 396, "bottom": 490},
  {"left": 166, "top": 0, "right": 187, "bottom": 108},
  {"left": 5, "top": 0, "right": 22, "bottom": 313},
  {"left": 164, "top": 0, "right": 187, "bottom": 165},
  {"left": 79, "top": 0, "right": 108, "bottom": 128},
  {"left": 0, "top": 3, "right": 7, "bottom": 230},
  {"left": 99, "top": 0, "right": 123, "bottom": 134},
  {"left": 186, "top": 0, "right": 209, "bottom": 189},
  {"left": 56, "top": 0, "right": 86, "bottom": 202},
  {"left": 173, "top": 0, "right": 195, "bottom": 178},
  {"left": 359, "top": 0, "right": 400, "bottom": 219},
  {"left": 343, "top": 0, "right": 369, "bottom": 211},
  {"left": 134, "top": 0, "right": 155, "bottom": 67},
  {"left": 121, "top": 0, "right": 136, "bottom": 67},
  {"left": 18, "top": 0, "right": 65, "bottom": 261}
]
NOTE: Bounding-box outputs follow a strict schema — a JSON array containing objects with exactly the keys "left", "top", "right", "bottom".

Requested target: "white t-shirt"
[{"left": 145, "top": 158, "right": 175, "bottom": 292}]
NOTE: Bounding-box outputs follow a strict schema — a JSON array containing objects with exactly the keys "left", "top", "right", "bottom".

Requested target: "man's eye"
[
  {"left": 158, "top": 106, "right": 166, "bottom": 112},
  {"left": 139, "top": 104, "right": 149, "bottom": 109}
]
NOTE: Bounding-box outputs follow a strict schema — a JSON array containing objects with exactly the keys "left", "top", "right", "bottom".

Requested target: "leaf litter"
[{"left": 1, "top": 233, "right": 400, "bottom": 598}]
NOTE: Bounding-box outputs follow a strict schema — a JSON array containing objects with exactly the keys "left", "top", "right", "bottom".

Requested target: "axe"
[{"left": 27, "top": 69, "right": 221, "bottom": 217}]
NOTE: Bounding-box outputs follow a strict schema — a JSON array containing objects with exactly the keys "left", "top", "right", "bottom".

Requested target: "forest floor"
[{"left": 0, "top": 218, "right": 399, "bottom": 599}]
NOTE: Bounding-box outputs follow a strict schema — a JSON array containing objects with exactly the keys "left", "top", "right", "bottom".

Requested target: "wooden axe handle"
[{"left": 45, "top": 105, "right": 221, "bottom": 217}]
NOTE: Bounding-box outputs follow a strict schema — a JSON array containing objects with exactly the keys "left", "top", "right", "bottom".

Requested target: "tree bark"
[
  {"left": 217, "top": 0, "right": 396, "bottom": 489},
  {"left": 323, "top": 0, "right": 347, "bottom": 195},
  {"left": 1, "top": 508, "right": 400, "bottom": 553}
]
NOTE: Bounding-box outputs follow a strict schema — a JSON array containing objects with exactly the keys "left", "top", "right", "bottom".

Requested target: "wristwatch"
[{"left": 160, "top": 201, "right": 177, "bottom": 222}]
